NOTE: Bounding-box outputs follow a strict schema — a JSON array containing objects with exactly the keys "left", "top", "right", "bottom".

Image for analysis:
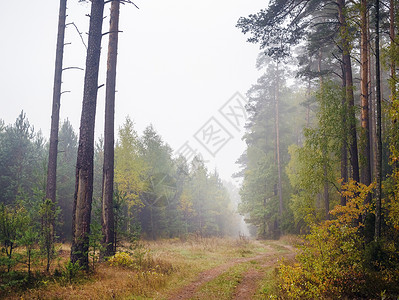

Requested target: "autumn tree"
[
  {"left": 287, "top": 82, "right": 344, "bottom": 227},
  {"left": 114, "top": 117, "right": 146, "bottom": 236}
]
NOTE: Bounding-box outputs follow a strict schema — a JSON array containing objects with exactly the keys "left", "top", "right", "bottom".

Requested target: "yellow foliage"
[
  {"left": 108, "top": 252, "right": 135, "bottom": 268},
  {"left": 330, "top": 180, "right": 374, "bottom": 226},
  {"left": 114, "top": 117, "right": 147, "bottom": 210},
  {"left": 278, "top": 180, "right": 375, "bottom": 299}
]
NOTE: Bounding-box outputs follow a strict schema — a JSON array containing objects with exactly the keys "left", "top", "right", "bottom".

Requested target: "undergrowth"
[{"left": 277, "top": 180, "right": 399, "bottom": 299}]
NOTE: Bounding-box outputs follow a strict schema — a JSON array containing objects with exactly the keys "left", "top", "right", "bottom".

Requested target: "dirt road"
[{"left": 168, "top": 241, "right": 296, "bottom": 300}]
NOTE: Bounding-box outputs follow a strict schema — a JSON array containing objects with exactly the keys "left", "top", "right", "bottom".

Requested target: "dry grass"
[
  {"left": 4, "top": 237, "right": 267, "bottom": 300},
  {"left": 278, "top": 234, "right": 304, "bottom": 247}
]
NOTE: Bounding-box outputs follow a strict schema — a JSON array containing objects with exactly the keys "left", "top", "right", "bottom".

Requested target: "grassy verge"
[{"left": 4, "top": 236, "right": 264, "bottom": 299}]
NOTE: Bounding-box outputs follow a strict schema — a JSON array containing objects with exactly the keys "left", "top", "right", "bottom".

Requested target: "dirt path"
[
  {"left": 168, "top": 241, "right": 296, "bottom": 300},
  {"left": 232, "top": 242, "right": 296, "bottom": 300},
  {"left": 231, "top": 268, "right": 263, "bottom": 300}
]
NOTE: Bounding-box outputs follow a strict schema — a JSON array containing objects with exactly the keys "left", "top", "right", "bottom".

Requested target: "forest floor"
[{"left": 5, "top": 236, "right": 298, "bottom": 300}]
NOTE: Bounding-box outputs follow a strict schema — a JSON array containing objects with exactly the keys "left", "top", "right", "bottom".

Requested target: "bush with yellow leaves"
[{"left": 278, "top": 180, "right": 399, "bottom": 299}]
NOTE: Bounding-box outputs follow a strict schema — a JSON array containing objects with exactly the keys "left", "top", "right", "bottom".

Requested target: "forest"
[{"left": 1, "top": 0, "right": 399, "bottom": 298}]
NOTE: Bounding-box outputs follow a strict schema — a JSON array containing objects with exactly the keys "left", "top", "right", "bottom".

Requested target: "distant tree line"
[{"left": 0, "top": 113, "right": 241, "bottom": 266}]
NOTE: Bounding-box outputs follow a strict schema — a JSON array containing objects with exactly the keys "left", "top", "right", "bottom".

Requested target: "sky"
[{"left": 0, "top": 0, "right": 267, "bottom": 183}]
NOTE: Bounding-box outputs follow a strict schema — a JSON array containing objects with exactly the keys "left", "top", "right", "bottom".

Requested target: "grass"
[
  {"left": 2, "top": 236, "right": 294, "bottom": 299},
  {"left": 193, "top": 263, "right": 250, "bottom": 300}
]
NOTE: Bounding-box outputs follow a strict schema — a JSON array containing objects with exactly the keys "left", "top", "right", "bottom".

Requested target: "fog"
[{"left": 0, "top": 0, "right": 266, "bottom": 182}]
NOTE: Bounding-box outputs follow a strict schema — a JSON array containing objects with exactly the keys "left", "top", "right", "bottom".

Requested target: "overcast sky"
[{"left": 0, "top": 0, "right": 267, "bottom": 183}]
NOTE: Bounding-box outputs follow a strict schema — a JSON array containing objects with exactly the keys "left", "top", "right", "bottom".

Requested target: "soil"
[{"left": 168, "top": 241, "right": 296, "bottom": 300}]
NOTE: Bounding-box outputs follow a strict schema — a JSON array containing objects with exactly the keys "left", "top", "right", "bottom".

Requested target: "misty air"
[{"left": 0, "top": 0, "right": 398, "bottom": 298}]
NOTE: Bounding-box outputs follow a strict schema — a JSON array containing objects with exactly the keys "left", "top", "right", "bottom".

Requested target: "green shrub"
[{"left": 62, "top": 260, "right": 83, "bottom": 284}]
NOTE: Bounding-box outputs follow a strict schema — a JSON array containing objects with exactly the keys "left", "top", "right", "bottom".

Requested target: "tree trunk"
[
  {"left": 275, "top": 63, "right": 283, "bottom": 216},
  {"left": 338, "top": 0, "right": 360, "bottom": 183},
  {"left": 340, "top": 52, "right": 348, "bottom": 206},
  {"left": 390, "top": 0, "right": 396, "bottom": 101},
  {"left": 374, "top": 0, "right": 383, "bottom": 241},
  {"left": 101, "top": 0, "right": 120, "bottom": 259},
  {"left": 319, "top": 51, "right": 329, "bottom": 218},
  {"left": 45, "top": 0, "right": 67, "bottom": 269},
  {"left": 369, "top": 30, "right": 377, "bottom": 179},
  {"left": 360, "top": 0, "right": 372, "bottom": 197},
  {"left": 71, "top": 0, "right": 105, "bottom": 269}
]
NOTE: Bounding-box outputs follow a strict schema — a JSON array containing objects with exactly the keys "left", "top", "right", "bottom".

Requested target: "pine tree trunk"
[
  {"left": 390, "top": 0, "right": 396, "bottom": 100},
  {"left": 375, "top": 0, "right": 383, "bottom": 241},
  {"left": 71, "top": 0, "right": 105, "bottom": 269},
  {"left": 318, "top": 51, "right": 330, "bottom": 218},
  {"left": 101, "top": 0, "right": 120, "bottom": 259},
  {"left": 340, "top": 54, "right": 348, "bottom": 206},
  {"left": 338, "top": 0, "right": 360, "bottom": 183},
  {"left": 369, "top": 31, "right": 377, "bottom": 179},
  {"left": 45, "top": 0, "right": 67, "bottom": 265},
  {"left": 275, "top": 64, "right": 283, "bottom": 216},
  {"left": 360, "top": 0, "right": 372, "bottom": 196}
]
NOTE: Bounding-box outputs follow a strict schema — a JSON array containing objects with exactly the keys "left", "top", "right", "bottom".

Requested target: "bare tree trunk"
[
  {"left": 390, "top": 0, "right": 396, "bottom": 101},
  {"left": 369, "top": 29, "right": 377, "bottom": 179},
  {"left": 360, "top": 0, "right": 372, "bottom": 197},
  {"left": 101, "top": 0, "right": 120, "bottom": 259},
  {"left": 45, "top": 0, "right": 67, "bottom": 271},
  {"left": 338, "top": 0, "right": 360, "bottom": 183},
  {"left": 375, "top": 0, "right": 382, "bottom": 241},
  {"left": 275, "top": 63, "right": 283, "bottom": 216},
  {"left": 71, "top": 0, "right": 105, "bottom": 269},
  {"left": 318, "top": 51, "right": 330, "bottom": 218},
  {"left": 341, "top": 53, "right": 348, "bottom": 206}
]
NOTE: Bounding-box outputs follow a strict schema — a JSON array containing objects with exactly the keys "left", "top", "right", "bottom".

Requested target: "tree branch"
[
  {"left": 329, "top": 180, "right": 341, "bottom": 193},
  {"left": 66, "top": 22, "right": 88, "bottom": 50},
  {"left": 104, "top": 0, "right": 139, "bottom": 9},
  {"left": 62, "top": 67, "right": 84, "bottom": 71},
  {"left": 332, "top": 52, "right": 343, "bottom": 64},
  {"left": 102, "top": 30, "right": 123, "bottom": 36}
]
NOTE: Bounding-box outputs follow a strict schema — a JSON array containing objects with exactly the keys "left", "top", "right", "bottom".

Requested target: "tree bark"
[
  {"left": 337, "top": 0, "right": 360, "bottom": 183},
  {"left": 101, "top": 0, "right": 120, "bottom": 259},
  {"left": 390, "top": 0, "right": 396, "bottom": 101},
  {"left": 369, "top": 29, "right": 377, "bottom": 179},
  {"left": 45, "top": 0, "right": 67, "bottom": 269},
  {"left": 360, "top": 0, "right": 372, "bottom": 197},
  {"left": 340, "top": 51, "right": 348, "bottom": 206},
  {"left": 71, "top": 0, "right": 105, "bottom": 269},
  {"left": 375, "top": 0, "right": 382, "bottom": 241}
]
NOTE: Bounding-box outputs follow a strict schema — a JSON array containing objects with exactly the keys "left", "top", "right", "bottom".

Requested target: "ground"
[
  {"left": 167, "top": 240, "right": 296, "bottom": 300},
  {"left": 5, "top": 237, "right": 297, "bottom": 299}
]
